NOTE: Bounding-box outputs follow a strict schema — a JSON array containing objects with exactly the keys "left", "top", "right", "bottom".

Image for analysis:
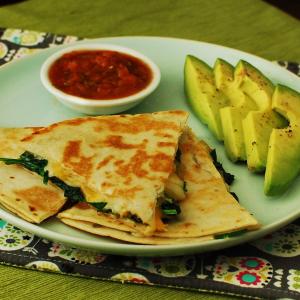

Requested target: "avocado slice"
[
  {"left": 214, "top": 59, "right": 257, "bottom": 162},
  {"left": 264, "top": 85, "right": 300, "bottom": 196},
  {"left": 237, "top": 60, "right": 287, "bottom": 172},
  {"left": 184, "top": 55, "right": 229, "bottom": 141}
]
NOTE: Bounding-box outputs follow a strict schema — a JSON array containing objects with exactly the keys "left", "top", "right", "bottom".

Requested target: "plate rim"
[{"left": 0, "top": 35, "right": 299, "bottom": 256}]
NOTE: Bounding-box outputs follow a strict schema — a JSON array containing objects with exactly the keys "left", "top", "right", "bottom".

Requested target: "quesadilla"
[
  {"left": 0, "top": 128, "right": 66, "bottom": 223},
  {"left": 58, "top": 216, "right": 214, "bottom": 245},
  {"left": 58, "top": 129, "right": 259, "bottom": 244},
  {"left": 155, "top": 128, "right": 259, "bottom": 238},
  {"left": 0, "top": 111, "right": 189, "bottom": 235},
  {"left": 0, "top": 111, "right": 259, "bottom": 244}
]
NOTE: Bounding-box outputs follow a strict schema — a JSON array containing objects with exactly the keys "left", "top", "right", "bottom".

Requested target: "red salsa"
[{"left": 48, "top": 50, "right": 153, "bottom": 100}]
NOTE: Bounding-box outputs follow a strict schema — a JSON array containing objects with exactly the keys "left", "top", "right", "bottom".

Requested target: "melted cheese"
[
  {"left": 165, "top": 172, "right": 186, "bottom": 201},
  {"left": 155, "top": 206, "right": 167, "bottom": 232}
]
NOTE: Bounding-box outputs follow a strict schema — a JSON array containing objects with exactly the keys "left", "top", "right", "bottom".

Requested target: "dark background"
[{"left": 264, "top": 0, "right": 300, "bottom": 20}]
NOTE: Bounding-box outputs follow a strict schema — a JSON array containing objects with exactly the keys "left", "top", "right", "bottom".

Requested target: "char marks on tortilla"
[
  {"left": 6, "top": 111, "right": 189, "bottom": 235},
  {"left": 0, "top": 128, "right": 66, "bottom": 223},
  {"left": 58, "top": 128, "right": 259, "bottom": 243},
  {"left": 0, "top": 112, "right": 260, "bottom": 244}
]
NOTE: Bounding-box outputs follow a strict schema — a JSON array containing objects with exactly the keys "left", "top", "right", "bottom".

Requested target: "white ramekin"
[{"left": 40, "top": 43, "right": 161, "bottom": 115}]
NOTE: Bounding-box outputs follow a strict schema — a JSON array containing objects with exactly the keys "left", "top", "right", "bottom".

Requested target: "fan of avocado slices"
[{"left": 184, "top": 55, "right": 300, "bottom": 196}]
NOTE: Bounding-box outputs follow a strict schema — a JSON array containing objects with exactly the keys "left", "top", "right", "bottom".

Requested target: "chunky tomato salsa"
[{"left": 48, "top": 50, "right": 153, "bottom": 100}]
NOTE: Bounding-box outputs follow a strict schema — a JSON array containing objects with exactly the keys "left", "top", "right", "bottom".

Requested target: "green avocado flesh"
[
  {"left": 184, "top": 55, "right": 229, "bottom": 141},
  {"left": 184, "top": 55, "right": 298, "bottom": 196},
  {"left": 264, "top": 85, "right": 300, "bottom": 196},
  {"left": 236, "top": 61, "right": 287, "bottom": 172},
  {"left": 214, "top": 59, "right": 257, "bottom": 162}
]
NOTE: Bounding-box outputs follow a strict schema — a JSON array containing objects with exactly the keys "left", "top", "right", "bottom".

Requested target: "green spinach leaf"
[
  {"left": 161, "top": 197, "right": 181, "bottom": 216},
  {"left": 210, "top": 149, "right": 234, "bottom": 185},
  {"left": 0, "top": 151, "right": 49, "bottom": 183},
  {"left": 215, "top": 229, "right": 246, "bottom": 239},
  {"left": 0, "top": 152, "right": 108, "bottom": 211}
]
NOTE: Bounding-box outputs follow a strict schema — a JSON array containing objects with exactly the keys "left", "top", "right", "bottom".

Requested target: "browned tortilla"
[
  {"left": 59, "top": 217, "right": 213, "bottom": 245},
  {"left": 155, "top": 128, "right": 259, "bottom": 238},
  {"left": 58, "top": 129, "right": 259, "bottom": 243},
  {"left": 0, "top": 128, "right": 66, "bottom": 223},
  {"left": 0, "top": 111, "right": 188, "bottom": 234}
]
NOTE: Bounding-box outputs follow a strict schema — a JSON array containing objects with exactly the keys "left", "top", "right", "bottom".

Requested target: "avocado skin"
[
  {"left": 264, "top": 85, "right": 300, "bottom": 196},
  {"left": 184, "top": 55, "right": 229, "bottom": 141}
]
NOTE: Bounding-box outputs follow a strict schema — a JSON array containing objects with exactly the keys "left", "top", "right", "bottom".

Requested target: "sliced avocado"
[
  {"left": 236, "top": 60, "right": 287, "bottom": 172},
  {"left": 264, "top": 85, "right": 300, "bottom": 196},
  {"left": 184, "top": 55, "right": 229, "bottom": 141},
  {"left": 214, "top": 58, "right": 257, "bottom": 162},
  {"left": 235, "top": 61, "right": 274, "bottom": 110}
]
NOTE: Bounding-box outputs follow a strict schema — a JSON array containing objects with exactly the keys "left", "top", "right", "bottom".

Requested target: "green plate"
[{"left": 0, "top": 37, "right": 299, "bottom": 256}]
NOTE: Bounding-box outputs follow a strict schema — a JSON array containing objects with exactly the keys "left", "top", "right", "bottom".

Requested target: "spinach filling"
[
  {"left": 48, "top": 176, "right": 85, "bottom": 203},
  {"left": 175, "top": 148, "right": 181, "bottom": 163},
  {"left": 0, "top": 151, "right": 107, "bottom": 212},
  {"left": 127, "top": 213, "right": 143, "bottom": 224},
  {"left": 210, "top": 149, "right": 235, "bottom": 185},
  {"left": 183, "top": 181, "right": 188, "bottom": 192},
  {"left": 0, "top": 151, "right": 183, "bottom": 224},
  {"left": 215, "top": 229, "right": 246, "bottom": 239},
  {"left": 230, "top": 191, "right": 239, "bottom": 202},
  {"left": 0, "top": 151, "right": 49, "bottom": 184},
  {"left": 160, "top": 196, "right": 181, "bottom": 217}
]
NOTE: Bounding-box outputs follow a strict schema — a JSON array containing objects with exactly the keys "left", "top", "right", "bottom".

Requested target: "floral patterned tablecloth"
[{"left": 0, "top": 28, "right": 300, "bottom": 300}]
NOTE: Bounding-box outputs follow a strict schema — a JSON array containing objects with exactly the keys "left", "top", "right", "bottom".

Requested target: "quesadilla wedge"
[
  {"left": 0, "top": 128, "right": 66, "bottom": 223},
  {"left": 57, "top": 129, "right": 259, "bottom": 244},
  {"left": 59, "top": 216, "right": 214, "bottom": 245},
  {"left": 155, "top": 128, "right": 259, "bottom": 238},
  {"left": 0, "top": 111, "right": 189, "bottom": 235}
]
